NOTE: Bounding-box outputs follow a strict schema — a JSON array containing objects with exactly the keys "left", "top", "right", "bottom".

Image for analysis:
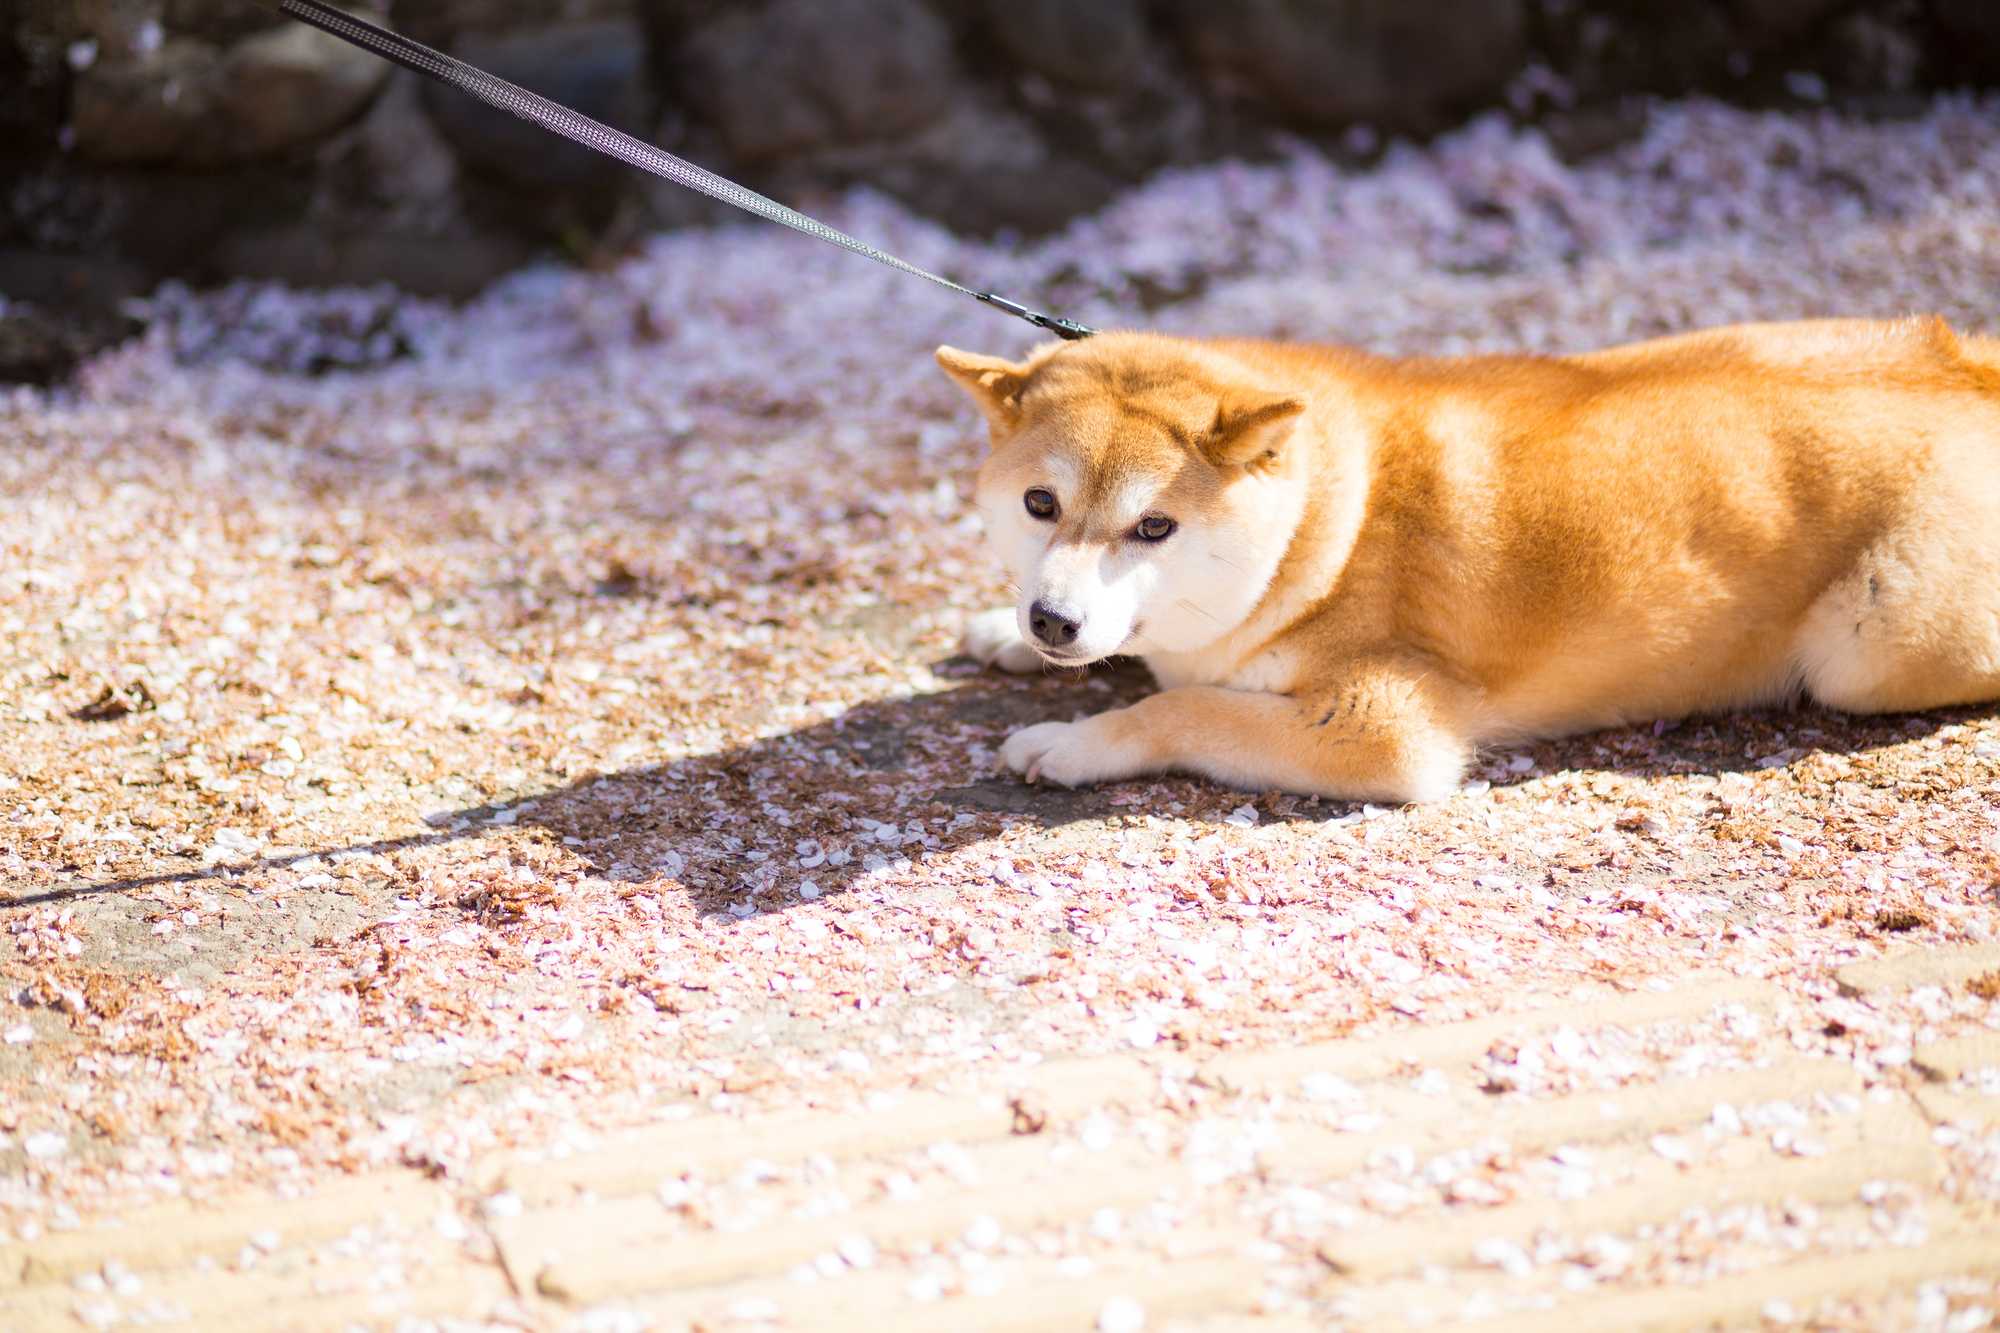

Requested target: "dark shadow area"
[
  {"left": 7, "top": 654, "right": 1155, "bottom": 912},
  {"left": 11, "top": 650, "right": 2000, "bottom": 926},
  {"left": 9, "top": 0, "right": 1993, "bottom": 389}
]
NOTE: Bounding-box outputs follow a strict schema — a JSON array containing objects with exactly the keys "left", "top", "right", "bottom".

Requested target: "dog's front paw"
[
  {"left": 960, "top": 607, "right": 1043, "bottom": 674},
  {"left": 1000, "top": 719, "right": 1130, "bottom": 786}
]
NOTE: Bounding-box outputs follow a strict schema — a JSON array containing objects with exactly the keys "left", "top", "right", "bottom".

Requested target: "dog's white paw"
[
  {"left": 999, "top": 719, "right": 1122, "bottom": 786},
  {"left": 960, "top": 607, "right": 1043, "bottom": 674}
]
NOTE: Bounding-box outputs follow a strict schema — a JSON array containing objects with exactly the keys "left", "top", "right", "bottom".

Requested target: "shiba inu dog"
[{"left": 937, "top": 319, "right": 2000, "bottom": 802}]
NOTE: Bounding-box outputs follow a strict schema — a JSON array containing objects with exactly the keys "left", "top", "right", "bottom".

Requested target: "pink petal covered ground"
[{"left": 2, "top": 98, "right": 1999, "bottom": 1330}]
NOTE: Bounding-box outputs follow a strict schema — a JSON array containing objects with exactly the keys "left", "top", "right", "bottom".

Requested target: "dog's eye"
[
  {"left": 1134, "top": 514, "right": 1177, "bottom": 542},
  {"left": 1024, "top": 487, "right": 1058, "bottom": 519}
]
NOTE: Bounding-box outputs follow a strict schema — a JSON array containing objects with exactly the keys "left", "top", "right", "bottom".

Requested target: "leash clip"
[{"left": 976, "top": 294, "right": 1096, "bottom": 341}]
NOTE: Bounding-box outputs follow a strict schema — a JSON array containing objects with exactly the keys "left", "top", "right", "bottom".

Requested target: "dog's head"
[{"left": 937, "top": 332, "right": 1310, "bottom": 668}]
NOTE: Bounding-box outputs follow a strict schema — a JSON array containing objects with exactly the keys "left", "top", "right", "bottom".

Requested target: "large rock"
[
  {"left": 1177, "top": 0, "right": 1527, "bottom": 133},
  {"left": 206, "top": 227, "right": 533, "bottom": 297},
  {"left": 163, "top": 0, "right": 285, "bottom": 44},
  {"left": 809, "top": 88, "right": 1119, "bottom": 236},
  {"left": 72, "top": 37, "right": 217, "bottom": 164},
  {"left": 979, "top": 0, "right": 1149, "bottom": 91},
  {"left": 386, "top": 0, "right": 634, "bottom": 49},
  {"left": 889, "top": 159, "right": 1119, "bottom": 236},
  {"left": 679, "top": 0, "right": 959, "bottom": 159},
  {"left": 221, "top": 22, "right": 390, "bottom": 151},
  {"left": 76, "top": 0, "right": 168, "bottom": 55},
  {"left": 335, "top": 71, "right": 462, "bottom": 232},
  {"left": 421, "top": 18, "right": 651, "bottom": 191},
  {"left": 71, "top": 20, "right": 390, "bottom": 166},
  {"left": 195, "top": 68, "right": 529, "bottom": 299}
]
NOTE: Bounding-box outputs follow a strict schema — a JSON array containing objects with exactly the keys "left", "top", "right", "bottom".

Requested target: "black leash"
[{"left": 243, "top": 0, "right": 1097, "bottom": 340}]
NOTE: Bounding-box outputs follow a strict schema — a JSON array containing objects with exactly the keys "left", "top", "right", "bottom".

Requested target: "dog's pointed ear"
[
  {"left": 1206, "top": 388, "right": 1308, "bottom": 471},
  {"left": 936, "top": 347, "right": 1030, "bottom": 433}
]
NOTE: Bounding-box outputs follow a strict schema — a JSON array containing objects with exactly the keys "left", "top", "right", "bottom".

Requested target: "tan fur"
[{"left": 937, "top": 318, "right": 2000, "bottom": 802}]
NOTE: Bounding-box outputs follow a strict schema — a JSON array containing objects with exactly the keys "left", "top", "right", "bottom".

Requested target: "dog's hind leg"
[
  {"left": 961, "top": 607, "right": 1045, "bottom": 674},
  {"left": 997, "top": 655, "right": 1474, "bottom": 803},
  {"left": 1795, "top": 529, "right": 2000, "bottom": 715}
]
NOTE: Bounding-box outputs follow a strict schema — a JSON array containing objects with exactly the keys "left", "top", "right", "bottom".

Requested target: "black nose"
[{"left": 1029, "top": 601, "right": 1080, "bottom": 647}]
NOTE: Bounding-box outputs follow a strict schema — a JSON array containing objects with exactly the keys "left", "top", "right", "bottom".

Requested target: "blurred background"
[{"left": 4, "top": 0, "right": 1999, "bottom": 384}]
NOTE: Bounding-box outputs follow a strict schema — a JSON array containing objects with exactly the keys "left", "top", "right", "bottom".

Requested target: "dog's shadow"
[
  {"left": 13, "top": 657, "right": 1164, "bottom": 913},
  {"left": 470, "top": 654, "right": 1195, "bottom": 918},
  {"left": 16, "top": 656, "right": 1995, "bottom": 925}
]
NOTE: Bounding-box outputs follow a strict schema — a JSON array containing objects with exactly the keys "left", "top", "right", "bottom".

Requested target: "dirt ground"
[{"left": 3, "top": 98, "right": 2000, "bottom": 1332}]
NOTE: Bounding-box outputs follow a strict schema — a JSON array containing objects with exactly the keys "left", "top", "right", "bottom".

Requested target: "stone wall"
[{"left": 1, "top": 0, "right": 1994, "bottom": 380}]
